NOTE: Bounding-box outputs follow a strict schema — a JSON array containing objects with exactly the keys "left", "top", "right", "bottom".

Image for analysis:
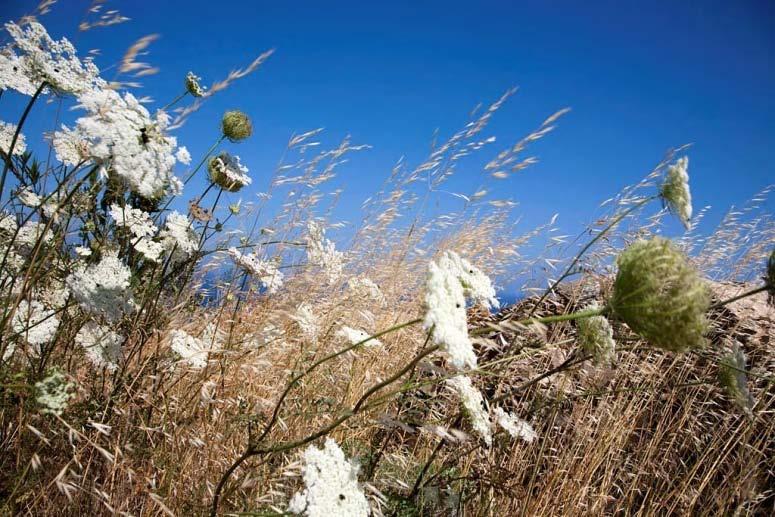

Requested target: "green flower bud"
[
  {"left": 610, "top": 237, "right": 710, "bottom": 352},
  {"left": 185, "top": 71, "right": 206, "bottom": 98},
  {"left": 718, "top": 342, "right": 754, "bottom": 416},
  {"left": 221, "top": 110, "right": 252, "bottom": 142},
  {"left": 577, "top": 302, "right": 616, "bottom": 365}
]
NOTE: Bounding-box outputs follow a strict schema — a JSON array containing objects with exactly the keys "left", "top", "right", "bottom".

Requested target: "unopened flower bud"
[{"left": 221, "top": 110, "right": 252, "bottom": 142}]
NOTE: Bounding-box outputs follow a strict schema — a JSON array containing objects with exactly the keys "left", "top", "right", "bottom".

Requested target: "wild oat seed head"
[
  {"left": 718, "top": 342, "right": 755, "bottom": 416},
  {"left": 660, "top": 156, "right": 693, "bottom": 229},
  {"left": 208, "top": 152, "right": 252, "bottom": 192},
  {"left": 221, "top": 110, "right": 252, "bottom": 142},
  {"left": 287, "top": 438, "right": 370, "bottom": 516},
  {"left": 610, "top": 237, "right": 710, "bottom": 352},
  {"left": 185, "top": 71, "right": 206, "bottom": 97},
  {"left": 577, "top": 302, "right": 616, "bottom": 365}
]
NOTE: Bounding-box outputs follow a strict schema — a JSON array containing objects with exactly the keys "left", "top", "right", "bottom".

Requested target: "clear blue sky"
[{"left": 3, "top": 0, "right": 774, "bottom": 247}]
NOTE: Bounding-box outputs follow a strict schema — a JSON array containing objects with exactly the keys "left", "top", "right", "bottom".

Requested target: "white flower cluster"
[
  {"left": 66, "top": 250, "right": 136, "bottom": 322},
  {"left": 287, "top": 438, "right": 370, "bottom": 517},
  {"left": 12, "top": 299, "right": 60, "bottom": 349},
  {"left": 306, "top": 221, "right": 344, "bottom": 283},
  {"left": 336, "top": 326, "right": 382, "bottom": 348},
  {"left": 54, "top": 88, "right": 183, "bottom": 198},
  {"left": 1, "top": 120, "right": 26, "bottom": 156},
  {"left": 293, "top": 303, "right": 319, "bottom": 342},
  {"left": 492, "top": 407, "right": 537, "bottom": 443},
  {"left": 661, "top": 156, "right": 692, "bottom": 229},
  {"left": 423, "top": 251, "right": 498, "bottom": 371},
  {"left": 109, "top": 203, "right": 164, "bottom": 262},
  {"left": 446, "top": 375, "right": 492, "bottom": 446},
  {"left": 159, "top": 211, "right": 198, "bottom": 262},
  {"left": 208, "top": 153, "right": 251, "bottom": 191},
  {"left": 170, "top": 329, "right": 218, "bottom": 369},
  {"left": 347, "top": 276, "right": 385, "bottom": 303},
  {"left": 35, "top": 370, "right": 74, "bottom": 416},
  {"left": 577, "top": 302, "right": 616, "bottom": 366},
  {"left": 1, "top": 21, "right": 102, "bottom": 95},
  {"left": 228, "top": 247, "right": 284, "bottom": 294},
  {"left": 75, "top": 321, "right": 123, "bottom": 371}
]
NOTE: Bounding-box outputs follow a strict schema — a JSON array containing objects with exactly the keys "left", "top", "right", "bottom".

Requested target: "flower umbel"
[
  {"left": 660, "top": 156, "right": 693, "bottom": 229},
  {"left": 446, "top": 375, "right": 492, "bottom": 446},
  {"left": 185, "top": 71, "right": 206, "bottom": 97},
  {"left": 221, "top": 110, "right": 252, "bottom": 142},
  {"left": 35, "top": 370, "right": 74, "bottom": 416},
  {"left": 577, "top": 302, "right": 616, "bottom": 365},
  {"left": 718, "top": 342, "right": 755, "bottom": 416},
  {"left": 610, "top": 237, "right": 710, "bottom": 352},
  {"left": 208, "top": 152, "right": 252, "bottom": 192}
]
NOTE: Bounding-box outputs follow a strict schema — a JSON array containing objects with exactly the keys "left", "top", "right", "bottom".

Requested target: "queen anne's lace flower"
[
  {"left": 336, "top": 326, "right": 382, "bottom": 347},
  {"left": 293, "top": 303, "right": 319, "bottom": 342},
  {"left": 66, "top": 250, "right": 136, "bottom": 322},
  {"left": 493, "top": 407, "right": 537, "bottom": 443},
  {"left": 611, "top": 237, "right": 710, "bottom": 352},
  {"left": 56, "top": 88, "right": 183, "bottom": 198},
  {"left": 208, "top": 152, "right": 251, "bottom": 192},
  {"left": 159, "top": 211, "right": 198, "bottom": 262},
  {"left": 14, "top": 220, "right": 53, "bottom": 250},
  {"left": 447, "top": 375, "right": 492, "bottom": 446},
  {"left": 12, "top": 299, "right": 60, "bottom": 348},
  {"left": 287, "top": 438, "right": 370, "bottom": 516},
  {"left": 2, "top": 21, "right": 102, "bottom": 95},
  {"left": 228, "top": 247, "right": 284, "bottom": 294},
  {"left": 221, "top": 110, "right": 252, "bottom": 142},
  {"left": 170, "top": 329, "right": 216, "bottom": 369},
  {"left": 718, "top": 342, "right": 754, "bottom": 416},
  {"left": 577, "top": 302, "right": 616, "bottom": 366},
  {"left": 75, "top": 321, "right": 123, "bottom": 371},
  {"left": 660, "top": 156, "right": 692, "bottom": 229},
  {"left": 348, "top": 276, "right": 385, "bottom": 303},
  {"left": 175, "top": 146, "right": 191, "bottom": 165},
  {"left": 52, "top": 126, "right": 90, "bottom": 165},
  {"left": 423, "top": 251, "right": 497, "bottom": 371},
  {"left": 1, "top": 121, "right": 26, "bottom": 156},
  {"left": 306, "top": 221, "right": 344, "bottom": 283},
  {"left": 109, "top": 203, "right": 157, "bottom": 238},
  {"left": 185, "top": 72, "right": 206, "bottom": 97},
  {"left": 35, "top": 370, "right": 74, "bottom": 416}
]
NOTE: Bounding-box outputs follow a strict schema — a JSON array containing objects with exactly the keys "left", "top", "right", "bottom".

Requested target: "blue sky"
[{"left": 3, "top": 1, "right": 774, "bottom": 256}]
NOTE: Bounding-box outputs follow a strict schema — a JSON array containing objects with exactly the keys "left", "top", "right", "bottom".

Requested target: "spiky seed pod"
[
  {"left": 718, "top": 342, "right": 754, "bottom": 416},
  {"left": 610, "top": 236, "right": 710, "bottom": 352},
  {"left": 660, "top": 156, "right": 693, "bottom": 229},
  {"left": 577, "top": 302, "right": 616, "bottom": 365},
  {"left": 185, "top": 71, "right": 205, "bottom": 97},
  {"left": 221, "top": 110, "right": 252, "bottom": 142}
]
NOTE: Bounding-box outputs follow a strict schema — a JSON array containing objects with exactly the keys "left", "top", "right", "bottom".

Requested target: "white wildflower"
[
  {"left": 66, "top": 250, "right": 136, "bottom": 322},
  {"left": 347, "top": 276, "right": 385, "bottom": 303},
  {"left": 208, "top": 152, "right": 251, "bottom": 192},
  {"left": 74, "top": 246, "right": 92, "bottom": 257},
  {"left": 62, "top": 88, "right": 182, "bottom": 198},
  {"left": 306, "top": 221, "right": 343, "bottom": 283},
  {"left": 0, "top": 49, "right": 37, "bottom": 95},
  {"left": 287, "top": 438, "right": 370, "bottom": 517},
  {"left": 227, "top": 247, "right": 284, "bottom": 293},
  {"left": 336, "top": 326, "right": 382, "bottom": 348},
  {"left": 15, "top": 220, "right": 52, "bottom": 249},
  {"left": 175, "top": 146, "right": 191, "bottom": 165},
  {"left": 16, "top": 186, "right": 41, "bottom": 207},
  {"left": 577, "top": 302, "right": 616, "bottom": 366},
  {"left": 293, "top": 303, "right": 319, "bottom": 342},
  {"left": 35, "top": 370, "right": 75, "bottom": 416},
  {"left": 159, "top": 211, "right": 198, "bottom": 262},
  {"left": 51, "top": 126, "right": 90, "bottom": 166},
  {"left": 75, "top": 321, "right": 122, "bottom": 371},
  {"left": 170, "top": 329, "right": 216, "bottom": 369},
  {"left": 185, "top": 71, "right": 206, "bottom": 97},
  {"left": 12, "top": 299, "right": 60, "bottom": 348},
  {"left": 443, "top": 251, "right": 499, "bottom": 309},
  {"left": 2, "top": 21, "right": 103, "bottom": 95},
  {"left": 1, "top": 121, "right": 27, "bottom": 156},
  {"left": 493, "top": 407, "right": 537, "bottom": 443},
  {"left": 447, "top": 375, "right": 492, "bottom": 446},
  {"left": 660, "top": 156, "right": 692, "bottom": 229},
  {"left": 109, "top": 203, "right": 157, "bottom": 238},
  {"left": 132, "top": 237, "right": 164, "bottom": 262},
  {"left": 424, "top": 258, "right": 473, "bottom": 370}
]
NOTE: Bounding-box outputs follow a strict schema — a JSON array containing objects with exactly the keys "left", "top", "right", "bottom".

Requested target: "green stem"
[
  {"left": 162, "top": 90, "right": 188, "bottom": 111},
  {"left": 709, "top": 284, "right": 770, "bottom": 310}
]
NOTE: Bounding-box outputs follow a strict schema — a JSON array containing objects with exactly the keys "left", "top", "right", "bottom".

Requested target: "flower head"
[
  {"left": 66, "top": 250, "right": 136, "bottom": 322},
  {"left": 576, "top": 302, "right": 616, "bottom": 365},
  {"left": 718, "top": 342, "right": 754, "bottom": 416},
  {"left": 1, "top": 121, "right": 26, "bottom": 156},
  {"left": 493, "top": 407, "right": 537, "bottom": 443},
  {"left": 221, "top": 110, "right": 252, "bottom": 142},
  {"left": 446, "top": 375, "right": 492, "bottom": 446},
  {"left": 336, "top": 326, "right": 382, "bottom": 347},
  {"left": 170, "top": 329, "right": 217, "bottom": 369},
  {"left": 159, "top": 211, "right": 198, "bottom": 262},
  {"left": 35, "top": 370, "right": 74, "bottom": 416},
  {"left": 12, "top": 299, "right": 60, "bottom": 349},
  {"left": 208, "top": 152, "right": 251, "bottom": 192},
  {"left": 287, "top": 438, "right": 370, "bottom": 516},
  {"left": 185, "top": 71, "right": 206, "bottom": 97},
  {"left": 228, "top": 247, "right": 284, "bottom": 293},
  {"left": 610, "top": 237, "right": 710, "bottom": 352},
  {"left": 660, "top": 156, "right": 692, "bottom": 229},
  {"left": 306, "top": 221, "right": 344, "bottom": 283},
  {"left": 75, "top": 321, "right": 123, "bottom": 371}
]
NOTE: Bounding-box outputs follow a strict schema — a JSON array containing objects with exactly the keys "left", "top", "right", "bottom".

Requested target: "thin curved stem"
[{"left": 709, "top": 284, "right": 770, "bottom": 310}]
